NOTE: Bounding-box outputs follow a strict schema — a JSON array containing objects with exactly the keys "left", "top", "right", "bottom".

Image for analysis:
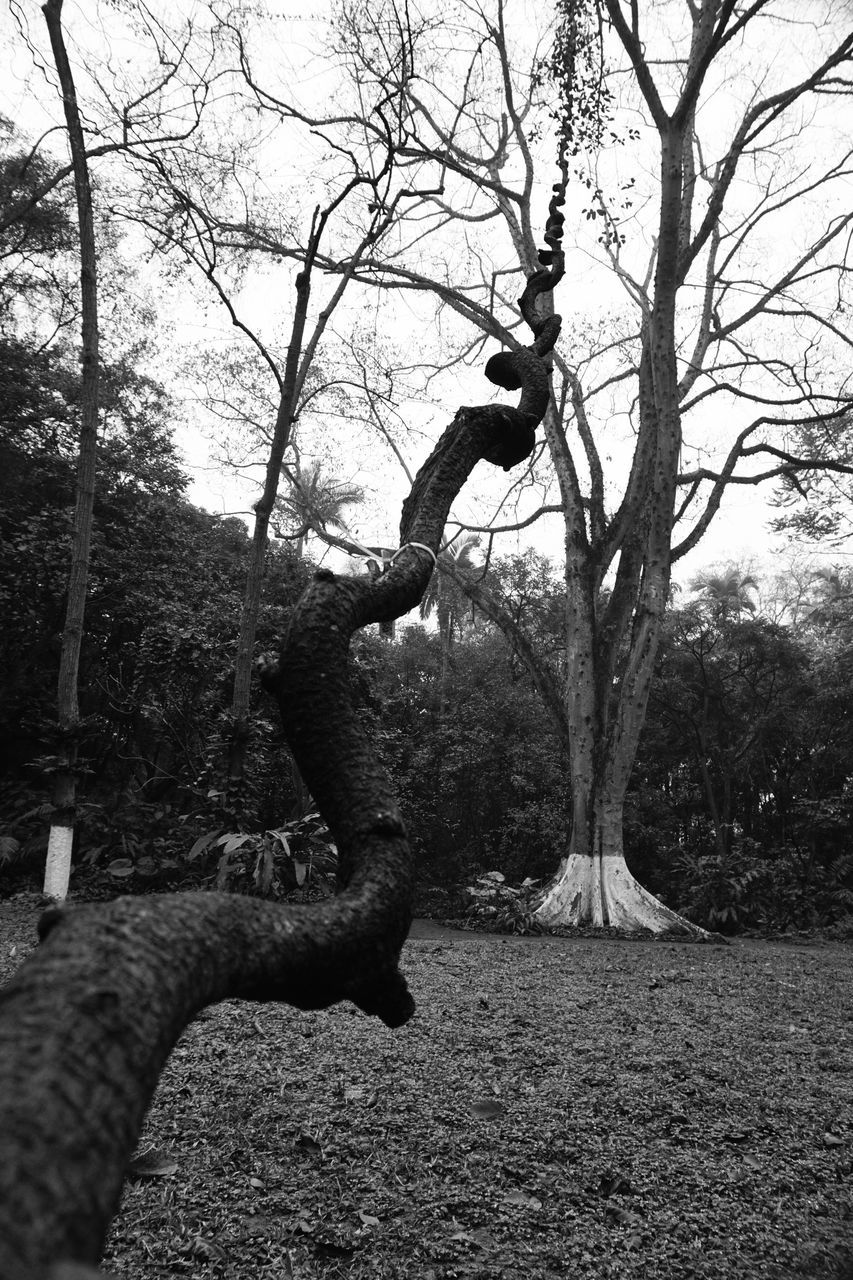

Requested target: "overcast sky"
[{"left": 3, "top": 0, "right": 851, "bottom": 591}]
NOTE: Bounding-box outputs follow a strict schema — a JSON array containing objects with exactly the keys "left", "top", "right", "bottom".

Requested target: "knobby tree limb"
[{"left": 0, "top": 280, "right": 560, "bottom": 1280}]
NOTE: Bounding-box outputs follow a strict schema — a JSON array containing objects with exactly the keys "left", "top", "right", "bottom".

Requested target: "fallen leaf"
[
  {"left": 503, "top": 1189, "right": 543, "bottom": 1210},
  {"left": 470, "top": 1098, "right": 505, "bottom": 1119},
  {"left": 106, "top": 858, "right": 134, "bottom": 878},
  {"left": 296, "top": 1132, "right": 322, "bottom": 1156},
  {"left": 448, "top": 1226, "right": 495, "bottom": 1249},
  {"left": 128, "top": 1147, "right": 178, "bottom": 1179},
  {"left": 605, "top": 1205, "right": 641, "bottom": 1228}
]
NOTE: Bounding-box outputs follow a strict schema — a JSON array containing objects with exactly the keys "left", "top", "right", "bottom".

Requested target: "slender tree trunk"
[
  {"left": 226, "top": 179, "right": 394, "bottom": 804},
  {"left": 697, "top": 751, "right": 728, "bottom": 858},
  {"left": 42, "top": 0, "right": 99, "bottom": 902},
  {"left": 227, "top": 269, "right": 311, "bottom": 805},
  {"left": 436, "top": 599, "right": 452, "bottom": 717}
]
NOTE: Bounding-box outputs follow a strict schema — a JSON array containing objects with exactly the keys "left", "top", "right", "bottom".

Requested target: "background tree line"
[
  {"left": 4, "top": 342, "right": 853, "bottom": 937},
  {"left": 2, "top": 0, "right": 853, "bottom": 937}
]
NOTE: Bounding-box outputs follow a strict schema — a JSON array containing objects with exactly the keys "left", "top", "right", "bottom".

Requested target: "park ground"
[{"left": 1, "top": 895, "right": 852, "bottom": 1280}]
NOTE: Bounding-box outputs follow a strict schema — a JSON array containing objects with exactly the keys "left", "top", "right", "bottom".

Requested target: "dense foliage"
[
  {"left": 630, "top": 600, "right": 853, "bottom": 932},
  {"left": 2, "top": 301, "right": 851, "bottom": 930},
  {"left": 0, "top": 332, "right": 312, "bottom": 888}
]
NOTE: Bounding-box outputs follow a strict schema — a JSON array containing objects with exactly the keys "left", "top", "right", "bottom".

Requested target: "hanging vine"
[{"left": 545, "top": 1, "right": 630, "bottom": 252}]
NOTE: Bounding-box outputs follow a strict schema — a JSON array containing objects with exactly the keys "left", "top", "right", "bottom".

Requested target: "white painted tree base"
[
  {"left": 533, "top": 850, "right": 710, "bottom": 937},
  {"left": 43, "top": 824, "right": 73, "bottom": 901}
]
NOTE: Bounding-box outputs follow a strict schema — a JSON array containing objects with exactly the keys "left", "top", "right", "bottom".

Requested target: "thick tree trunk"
[
  {"left": 534, "top": 101, "right": 713, "bottom": 938},
  {"left": 534, "top": 789, "right": 704, "bottom": 935},
  {"left": 535, "top": 633, "right": 708, "bottom": 935},
  {"left": 42, "top": 0, "right": 99, "bottom": 902},
  {"left": 447, "top": 535, "right": 708, "bottom": 935}
]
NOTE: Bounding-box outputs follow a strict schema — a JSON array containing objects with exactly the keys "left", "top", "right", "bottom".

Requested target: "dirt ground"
[{"left": 2, "top": 894, "right": 852, "bottom": 1280}]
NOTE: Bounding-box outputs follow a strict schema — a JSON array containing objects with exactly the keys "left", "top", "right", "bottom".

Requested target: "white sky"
[{"left": 2, "top": 0, "right": 851, "bottom": 591}]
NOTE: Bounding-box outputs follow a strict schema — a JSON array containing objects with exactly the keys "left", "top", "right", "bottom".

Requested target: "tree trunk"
[
  {"left": 42, "top": 0, "right": 99, "bottom": 902},
  {"left": 227, "top": 184, "right": 393, "bottom": 801},
  {"left": 534, "top": 605, "right": 708, "bottom": 935},
  {"left": 534, "top": 787, "right": 702, "bottom": 934},
  {"left": 227, "top": 271, "right": 310, "bottom": 805},
  {"left": 534, "top": 105, "right": 711, "bottom": 937}
]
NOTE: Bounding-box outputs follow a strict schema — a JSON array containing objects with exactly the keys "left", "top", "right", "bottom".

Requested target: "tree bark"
[
  {"left": 533, "top": 792, "right": 694, "bottom": 933},
  {"left": 41, "top": 0, "right": 100, "bottom": 902},
  {"left": 534, "top": 551, "right": 707, "bottom": 935},
  {"left": 0, "top": 319, "right": 557, "bottom": 1280}
]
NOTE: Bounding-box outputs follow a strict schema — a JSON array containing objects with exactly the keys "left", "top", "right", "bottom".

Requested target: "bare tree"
[
  {"left": 294, "top": 0, "right": 853, "bottom": 931},
  {"left": 102, "top": 5, "right": 456, "bottom": 803},
  {"left": 0, "top": 174, "right": 564, "bottom": 1280},
  {"left": 4, "top": 2, "right": 223, "bottom": 898},
  {"left": 39, "top": 0, "right": 101, "bottom": 902}
]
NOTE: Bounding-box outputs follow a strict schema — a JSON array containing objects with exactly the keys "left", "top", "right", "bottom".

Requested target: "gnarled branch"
[{"left": 0, "top": 296, "right": 560, "bottom": 1280}]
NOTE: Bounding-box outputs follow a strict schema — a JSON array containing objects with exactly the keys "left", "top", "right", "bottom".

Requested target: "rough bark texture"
[
  {"left": 0, "top": 320, "right": 558, "bottom": 1276},
  {"left": 42, "top": 0, "right": 100, "bottom": 901}
]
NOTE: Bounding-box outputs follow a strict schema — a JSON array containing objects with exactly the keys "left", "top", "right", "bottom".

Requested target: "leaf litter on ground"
[{"left": 1, "top": 896, "right": 852, "bottom": 1279}]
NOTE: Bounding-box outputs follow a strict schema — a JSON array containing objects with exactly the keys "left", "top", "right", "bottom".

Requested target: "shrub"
[
  {"left": 672, "top": 844, "right": 770, "bottom": 932},
  {"left": 672, "top": 840, "right": 853, "bottom": 933},
  {"left": 192, "top": 812, "right": 339, "bottom": 900},
  {"left": 464, "top": 871, "right": 545, "bottom": 934}
]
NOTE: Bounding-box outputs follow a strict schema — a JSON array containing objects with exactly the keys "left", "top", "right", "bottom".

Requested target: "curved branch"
[
  {"left": 0, "top": 318, "right": 559, "bottom": 1280},
  {"left": 446, "top": 504, "right": 565, "bottom": 535},
  {"left": 671, "top": 405, "right": 853, "bottom": 561}
]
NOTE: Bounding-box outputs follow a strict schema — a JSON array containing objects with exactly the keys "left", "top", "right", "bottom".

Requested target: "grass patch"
[{"left": 2, "top": 898, "right": 852, "bottom": 1278}]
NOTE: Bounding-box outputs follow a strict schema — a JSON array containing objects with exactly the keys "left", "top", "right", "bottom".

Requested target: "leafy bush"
[
  {"left": 672, "top": 840, "right": 853, "bottom": 933},
  {"left": 465, "top": 871, "right": 545, "bottom": 934},
  {"left": 187, "top": 812, "right": 338, "bottom": 900},
  {"left": 763, "top": 847, "right": 853, "bottom": 930},
  {"left": 673, "top": 844, "right": 770, "bottom": 932}
]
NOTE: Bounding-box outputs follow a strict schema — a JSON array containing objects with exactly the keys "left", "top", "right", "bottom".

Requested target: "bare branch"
[{"left": 680, "top": 29, "right": 853, "bottom": 279}]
